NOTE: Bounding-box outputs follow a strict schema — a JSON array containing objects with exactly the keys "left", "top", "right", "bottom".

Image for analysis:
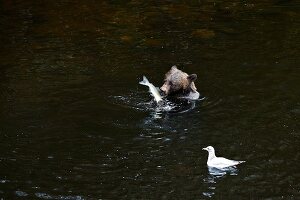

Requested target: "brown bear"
[{"left": 160, "top": 66, "right": 199, "bottom": 100}]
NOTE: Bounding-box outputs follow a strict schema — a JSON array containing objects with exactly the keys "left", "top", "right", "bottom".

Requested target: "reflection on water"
[
  {"left": 34, "top": 193, "right": 83, "bottom": 200},
  {"left": 1, "top": 0, "right": 300, "bottom": 199},
  {"left": 208, "top": 166, "right": 238, "bottom": 177},
  {"left": 203, "top": 166, "right": 239, "bottom": 198}
]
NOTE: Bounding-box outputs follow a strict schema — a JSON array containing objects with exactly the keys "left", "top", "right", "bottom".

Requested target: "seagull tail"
[{"left": 238, "top": 161, "right": 246, "bottom": 164}]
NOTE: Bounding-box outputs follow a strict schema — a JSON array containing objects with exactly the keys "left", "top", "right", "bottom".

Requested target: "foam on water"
[{"left": 110, "top": 90, "right": 204, "bottom": 116}]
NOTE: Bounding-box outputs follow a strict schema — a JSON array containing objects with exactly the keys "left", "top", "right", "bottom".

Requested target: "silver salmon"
[{"left": 139, "top": 76, "right": 163, "bottom": 103}]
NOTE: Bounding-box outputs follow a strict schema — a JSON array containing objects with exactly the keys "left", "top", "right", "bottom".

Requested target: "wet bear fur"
[{"left": 160, "top": 66, "right": 199, "bottom": 99}]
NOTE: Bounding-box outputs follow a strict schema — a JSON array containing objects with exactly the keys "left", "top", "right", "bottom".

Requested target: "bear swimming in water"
[{"left": 160, "top": 66, "right": 199, "bottom": 100}]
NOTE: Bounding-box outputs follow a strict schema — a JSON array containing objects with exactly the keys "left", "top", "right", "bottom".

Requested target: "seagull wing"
[{"left": 208, "top": 157, "right": 245, "bottom": 168}]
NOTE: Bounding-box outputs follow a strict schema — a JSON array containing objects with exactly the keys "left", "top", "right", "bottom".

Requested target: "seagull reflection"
[
  {"left": 202, "top": 167, "right": 239, "bottom": 198},
  {"left": 208, "top": 166, "right": 238, "bottom": 177}
]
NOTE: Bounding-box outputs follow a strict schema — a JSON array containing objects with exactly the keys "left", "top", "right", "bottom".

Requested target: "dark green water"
[{"left": 0, "top": 0, "right": 300, "bottom": 199}]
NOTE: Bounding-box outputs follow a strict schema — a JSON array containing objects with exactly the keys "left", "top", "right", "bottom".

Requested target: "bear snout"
[{"left": 160, "top": 84, "right": 169, "bottom": 95}]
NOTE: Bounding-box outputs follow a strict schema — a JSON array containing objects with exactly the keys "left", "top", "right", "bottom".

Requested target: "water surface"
[{"left": 0, "top": 0, "right": 300, "bottom": 199}]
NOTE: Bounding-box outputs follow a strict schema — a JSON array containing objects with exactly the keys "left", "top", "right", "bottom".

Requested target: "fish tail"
[{"left": 139, "top": 76, "right": 150, "bottom": 86}]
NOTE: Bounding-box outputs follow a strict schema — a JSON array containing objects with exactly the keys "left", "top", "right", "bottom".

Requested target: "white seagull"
[{"left": 202, "top": 146, "right": 245, "bottom": 169}]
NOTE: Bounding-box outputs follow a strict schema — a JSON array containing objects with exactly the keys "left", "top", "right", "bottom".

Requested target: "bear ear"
[
  {"left": 171, "top": 65, "right": 177, "bottom": 70},
  {"left": 188, "top": 74, "right": 197, "bottom": 82}
]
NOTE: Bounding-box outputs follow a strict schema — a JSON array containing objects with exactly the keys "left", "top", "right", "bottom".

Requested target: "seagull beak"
[{"left": 202, "top": 147, "right": 207, "bottom": 151}]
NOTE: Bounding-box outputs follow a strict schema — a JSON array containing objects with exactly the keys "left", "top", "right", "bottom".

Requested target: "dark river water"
[{"left": 1, "top": 0, "right": 300, "bottom": 199}]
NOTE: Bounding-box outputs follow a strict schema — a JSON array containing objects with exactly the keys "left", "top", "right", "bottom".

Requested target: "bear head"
[{"left": 160, "top": 66, "right": 197, "bottom": 96}]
